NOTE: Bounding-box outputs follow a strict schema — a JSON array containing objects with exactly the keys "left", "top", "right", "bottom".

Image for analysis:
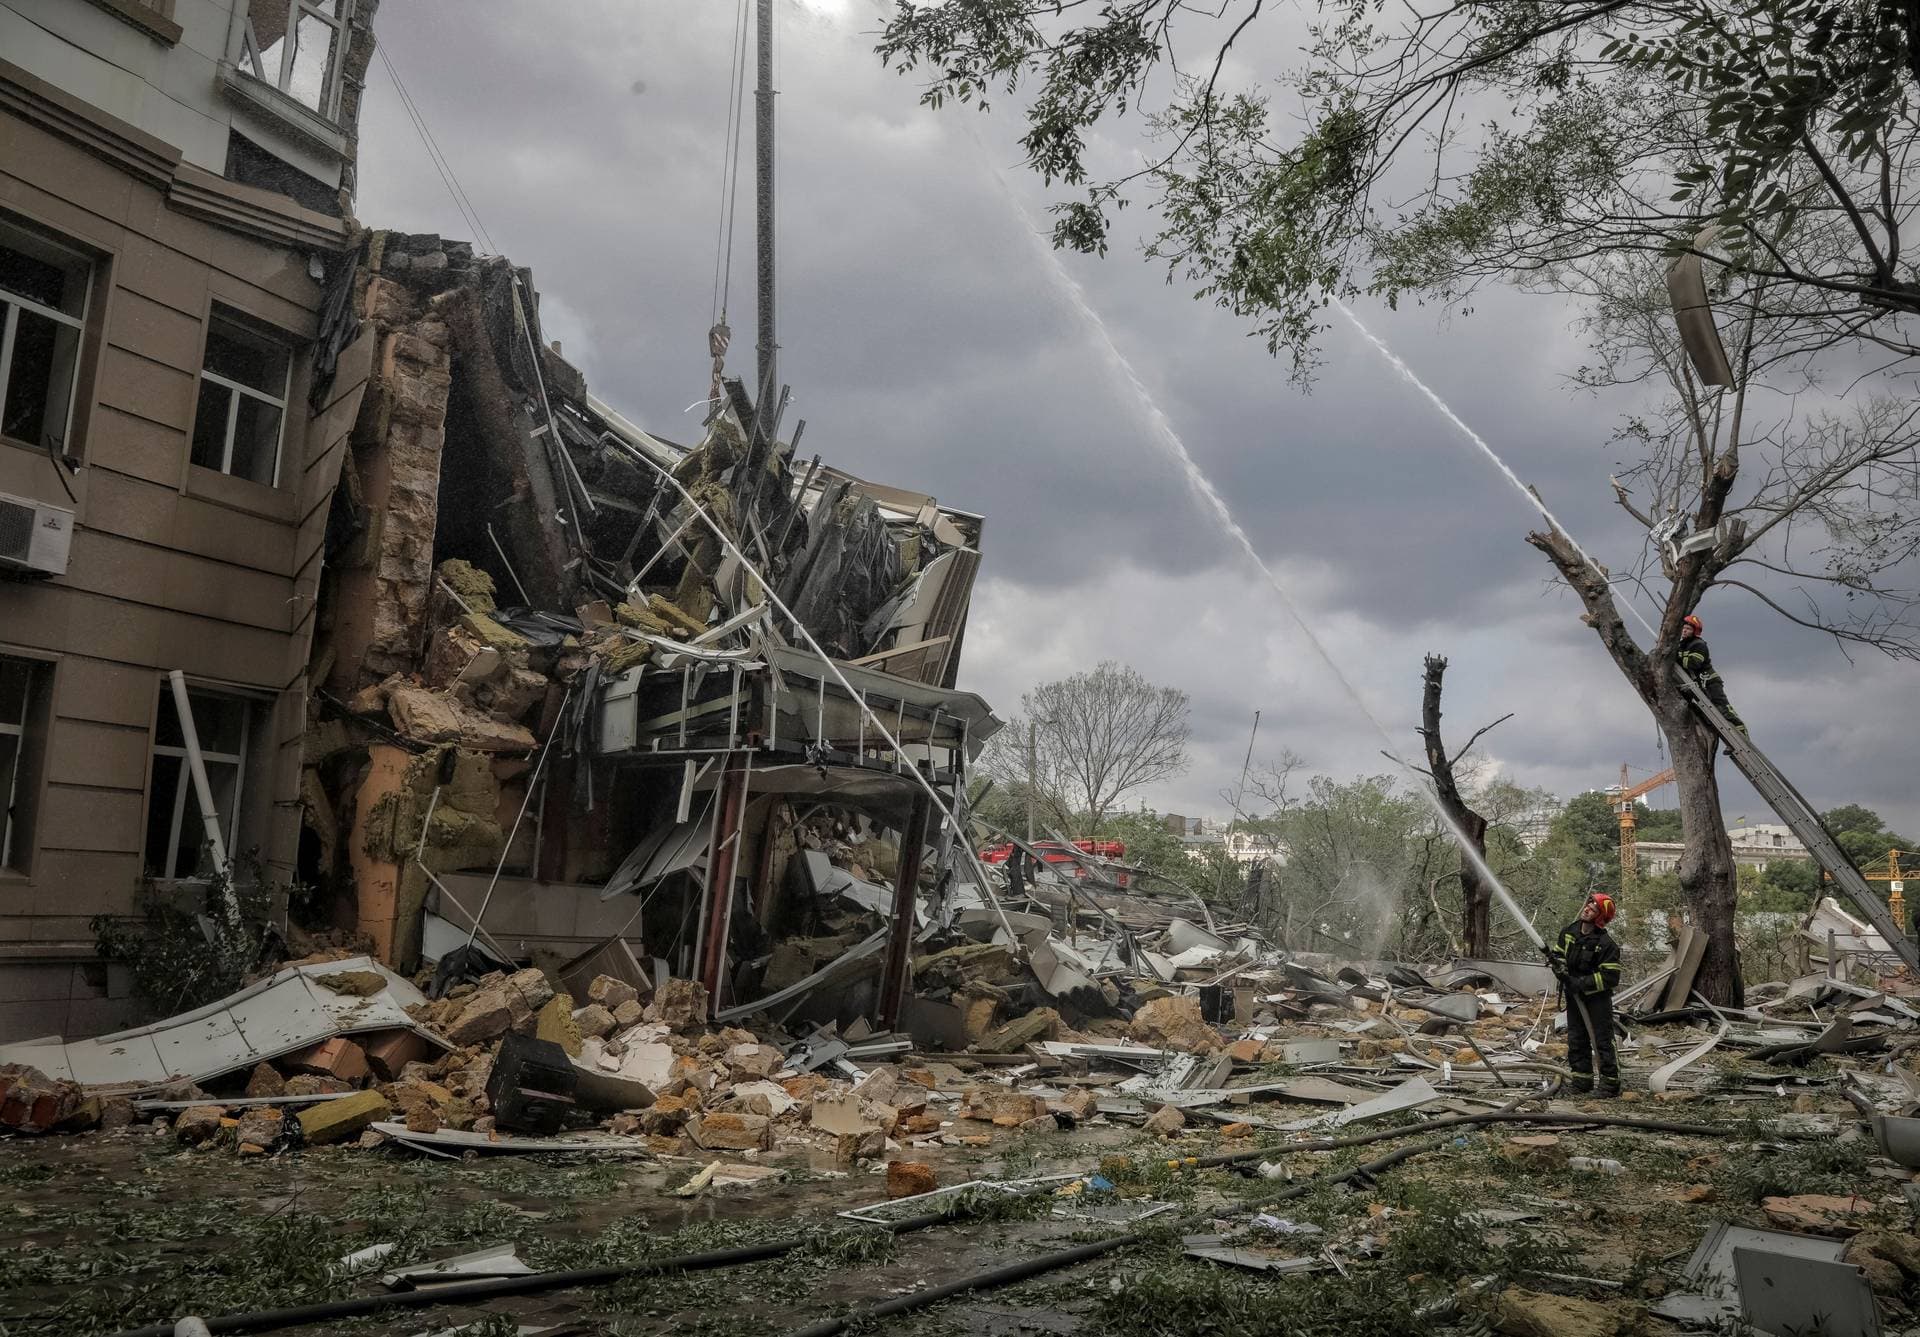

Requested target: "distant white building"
[
  {"left": 1163, "top": 815, "right": 1284, "bottom": 866},
  {"left": 1509, "top": 808, "right": 1561, "bottom": 852},
  {"left": 1637, "top": 822, "right": 1813, "bottom": 876},
  {"left": 1222, "top": 829, "right": 1286, "bottom": 867},
  {"left": 1726, "top": 823, "right": 1810, "bottom": 858}
]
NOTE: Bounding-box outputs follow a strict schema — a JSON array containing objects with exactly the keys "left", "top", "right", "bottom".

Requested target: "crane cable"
[
  {"left": 380, "top": 45, "right": 499, "bottom": 257},
  {"left": 711, "top": 0, "right": 753, "bottom": 325}
]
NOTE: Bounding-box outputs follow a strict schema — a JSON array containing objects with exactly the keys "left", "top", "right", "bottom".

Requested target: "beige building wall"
[{"left": 0, "top": 53, "right": 371, "bottom": 1039}]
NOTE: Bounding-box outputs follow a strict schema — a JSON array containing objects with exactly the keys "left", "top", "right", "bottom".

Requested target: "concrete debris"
[
  {"left": 687, "top": 1112, "right": 773, "bottom": 1151},
  {"left": 1, "top": 1065, "right": 87, "bottom": 1134},
  {"left": 172, "top": 1105, "right": 227, "bottom": 1146},
  {"left": 299, "top": 1091, "right": 394, "bottom": 1146},
  {"left": 1488, "top": 1287, "right": 1652, "bottom": 1337},
  {"left": 1143, "top": 1104, "right": 1186, "bottom": 1137},
  {"left": 1761, "top": 1193, "right": 1882, "bottom": 1235},
  {"left": 887, "top": 1160, "right": 940, "bottom": 1199}
]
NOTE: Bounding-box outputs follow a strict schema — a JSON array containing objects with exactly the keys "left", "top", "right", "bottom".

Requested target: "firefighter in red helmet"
[
  {"left": 1547, "top": 892, "right": 1624, "bottom": 1097},
  {"left": 1677, "top": 613, "right": 1746, "bottom": 735}
]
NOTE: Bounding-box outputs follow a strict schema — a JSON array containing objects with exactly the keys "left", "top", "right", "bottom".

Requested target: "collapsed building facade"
[
  {"left": 306, "top": 231, "right": 997, "bottom": 1028},
  {"left": 0, "top": 0, "right": 1001, "bottom": 1040}
]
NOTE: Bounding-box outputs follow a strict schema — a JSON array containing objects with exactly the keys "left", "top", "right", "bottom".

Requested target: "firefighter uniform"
[
  {"left": 1676, "top": 633, "right": 1745, "bottom": 731},
  {"left": 1552, "top": 918, "right": 1623, "bottom": 1095}
]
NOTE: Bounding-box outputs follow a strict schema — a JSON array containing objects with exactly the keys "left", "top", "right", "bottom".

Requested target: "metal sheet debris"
[
  {"left": 383, "top": 1244, "right": 536, "bottom": 1289},
  {"left": 1648, "top": 1023, "right": 1730, "bottom": 1093},
  {"left": 1677, "top": 1220, "right": 1850, "bottom": 1322},
  {"left": 371, "top": 1122, "right": 655, "bottom": 1157},
  {"left": 1278, "top": 1076, "right": 1441, "bottom": 1131},
  {"left": 1733, "top": 1246, "right": 1881, "bottom": 1337},
  {"left": 0, "top": 956, "right": 444, "bottom": 1089}
]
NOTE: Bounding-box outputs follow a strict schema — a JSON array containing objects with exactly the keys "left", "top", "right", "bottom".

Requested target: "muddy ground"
[{"left": 0, "top": 1085, "right": 1907, "bottom": 1337}]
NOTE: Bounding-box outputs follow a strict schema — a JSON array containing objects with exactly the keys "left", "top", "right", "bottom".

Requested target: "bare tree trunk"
[
  {"left": 1419, "top": 655, "right": 1495, "bottom": 958},
  {"left": 1658, "top": 690, "right": 1745, "bottom": 1003}
]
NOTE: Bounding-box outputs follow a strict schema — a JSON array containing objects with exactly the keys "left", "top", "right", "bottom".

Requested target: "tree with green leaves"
[
  {"left": 881, "top": 0, "right": 1920, "bottom": 376},
  {"left": 1257, "top": 773, "right": 1430, "bottom": 953}
]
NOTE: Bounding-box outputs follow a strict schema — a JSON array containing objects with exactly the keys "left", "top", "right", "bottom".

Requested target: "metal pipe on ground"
[
  {"left": 782, "top": 1236, "right": 1136, "bottom": 1337},
  {"left": 108, "top": 1201, "right": 991, "bottom": 1337}
]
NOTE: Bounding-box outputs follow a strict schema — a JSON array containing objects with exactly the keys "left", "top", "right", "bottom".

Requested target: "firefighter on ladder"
[
  {"left": 1547, "top": 892, "right": 1624, "bottom": 1097},
  {"left": 1677, "top": 613, "right": 1746, "bottom": 735}
]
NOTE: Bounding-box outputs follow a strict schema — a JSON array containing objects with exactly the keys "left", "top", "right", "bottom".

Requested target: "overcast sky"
[{"left": 354, "top": 1, "right": 1919, "bottom": 839}]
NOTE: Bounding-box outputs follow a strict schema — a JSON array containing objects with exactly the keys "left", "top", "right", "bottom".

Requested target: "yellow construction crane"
[
  {"left": 1615, "top": 764, "right": 1676, "bottom": 895},
  {"left": 1860, "top": 849, "right": 1911, "bottom": 926}
]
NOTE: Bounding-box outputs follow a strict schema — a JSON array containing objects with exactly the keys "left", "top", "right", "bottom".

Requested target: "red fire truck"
[{"left": 978, "top": 839, "right": 1130, "bottom": 888}]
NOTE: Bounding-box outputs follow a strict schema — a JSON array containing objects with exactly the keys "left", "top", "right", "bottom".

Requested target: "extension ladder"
[{"left": 1676, "top": 674, "right": 1920, "bottom": 975}]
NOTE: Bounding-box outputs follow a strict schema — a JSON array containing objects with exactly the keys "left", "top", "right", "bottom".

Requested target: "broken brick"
[
  {"left": 284, "top": 1037, "right": 371, "bottom": 1085},
  {"left": 887, "top": 1161, "right": 939, "bottom": 1199},
  {"left": 687, "top": 1111, "right": 771, "bottom": 1151}
]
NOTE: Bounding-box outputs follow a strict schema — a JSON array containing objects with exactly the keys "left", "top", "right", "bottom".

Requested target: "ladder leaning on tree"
[{"left": 1675, "top": 674, "right": 1920, "bottom": 976}]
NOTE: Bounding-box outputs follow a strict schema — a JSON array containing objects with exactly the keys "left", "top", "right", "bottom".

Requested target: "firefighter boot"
[{"left": 1594, "top": 1081, "right": 1621, "bottom": 1100}]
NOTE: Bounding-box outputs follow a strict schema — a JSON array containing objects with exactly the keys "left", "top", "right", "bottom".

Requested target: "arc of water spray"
[
  {"left": 1330, "top": 300, "right": 1665, "bottom": 644},
  {"left": 974, "top": 153, "right": 1546, "bottom": 947}
]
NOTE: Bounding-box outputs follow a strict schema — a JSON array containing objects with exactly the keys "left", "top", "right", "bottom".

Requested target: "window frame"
[
  {"left": 0, "top": 217, "right": 95, "bottom": 459},
  {"left": 146, "top": 685, "right": 256, "bottom": 882},
  {"left": 192, "top": 308, "right": 292, "bottom": 487},
  {"left": 0, "top": 666, "right": 26, "bottom": 872},
  {"left": 239, "top": 0, "right": 355, "bottom": 123},
  {"left": 0, "top": 653, "right": 52, "bottom": 876}
]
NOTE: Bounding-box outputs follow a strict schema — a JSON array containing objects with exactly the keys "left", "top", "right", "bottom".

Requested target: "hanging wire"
[
  {"left": 712, "top": 0, "right": 752, "bottom": 323},
  {"left": 719, "top": 0, "right": 754, "bottom": 320},
  {"left": 380, "top": 45, "right": 500, "bottom": 256}
]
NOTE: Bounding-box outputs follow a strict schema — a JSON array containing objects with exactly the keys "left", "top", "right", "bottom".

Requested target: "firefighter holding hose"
[{"left": 1547, "top": 893, "right": 1624, "bottom": 1097}]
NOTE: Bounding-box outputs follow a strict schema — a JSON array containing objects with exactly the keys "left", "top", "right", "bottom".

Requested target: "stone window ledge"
[
  {"left": 217, "top": 63, "right": 350, "bottom": 162},
  {"left": 81, "top": 0, "right": 182, "bottom": 45}
]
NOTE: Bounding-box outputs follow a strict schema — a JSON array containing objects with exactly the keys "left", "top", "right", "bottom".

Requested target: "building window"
[
  {"left": 0, "top": 215, "right": 92, "bottom": 455},
  {"left": 191, "top": 309, "right": 290, "bottom": 485},
  {"left": 145, "top": 686, "right": 256, "bottom": 880},
  {"left": 240, "top": 1, "right": 352, "bottom": 119},
  {"left": 1, "top": 656, "right": 49, "bottom": 872}
]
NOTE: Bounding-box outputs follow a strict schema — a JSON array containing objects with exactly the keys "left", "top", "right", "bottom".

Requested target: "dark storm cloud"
[{"left": 354, "top": 2, "right": 1919, "bottom": 836}]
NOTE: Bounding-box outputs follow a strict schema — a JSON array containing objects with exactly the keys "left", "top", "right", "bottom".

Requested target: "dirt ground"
[{"left": 3, "top": 1081, "right": 1909, "bottom": 1337}]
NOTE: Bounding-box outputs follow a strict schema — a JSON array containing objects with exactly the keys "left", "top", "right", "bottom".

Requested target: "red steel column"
[
  {"left": 698, "top": 753, "right": 751, "bottom": 1013},
  {"left": 878, "top": 785, "right": 934, "bottom": 1030}
]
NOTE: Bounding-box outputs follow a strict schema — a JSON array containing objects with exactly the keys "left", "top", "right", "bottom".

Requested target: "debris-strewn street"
[{"left": 8, "top": 916, "right": 1920, "bottom": 1336}]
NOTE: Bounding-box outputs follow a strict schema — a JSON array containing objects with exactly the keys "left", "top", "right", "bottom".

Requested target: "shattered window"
[
  {"left": 0, "top": 214, "right": 91, "bottom": 455},
  {"left": 0, "top": 656, "right": 46, "bottom": 872},
  {"left": 145, "top": 685, "right": 256, "bottom": 881},
  {"left": 241, "top": 0, "right": 351, "bottom": 119},
  {"left": 191, "top": 308, "right": 290, "bottom": 486}
]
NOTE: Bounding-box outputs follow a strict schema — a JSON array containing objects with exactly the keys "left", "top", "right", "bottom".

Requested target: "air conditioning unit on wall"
[{"left": 0, "top": 491, "right": 73, "bottom": 578}]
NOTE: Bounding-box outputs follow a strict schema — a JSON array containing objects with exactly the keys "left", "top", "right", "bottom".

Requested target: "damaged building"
[
  {"left": 0, "top": 0, "right": 998, "bottom": 1041},
  {"left": 307, "top": 230, "right": 998, "bottom": 1030}
]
